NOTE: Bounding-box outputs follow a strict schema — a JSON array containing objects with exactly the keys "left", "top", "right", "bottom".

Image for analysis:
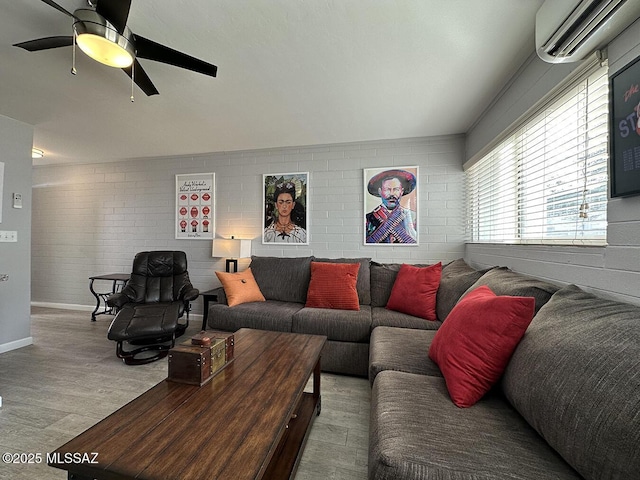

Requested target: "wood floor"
[{"left": 0, "top": 307, "right": 370, "bottom": 480}]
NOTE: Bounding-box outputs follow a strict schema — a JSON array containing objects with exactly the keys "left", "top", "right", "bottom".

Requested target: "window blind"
[{"left": 465, "top": 60, "right": 608, "bottom": 245}]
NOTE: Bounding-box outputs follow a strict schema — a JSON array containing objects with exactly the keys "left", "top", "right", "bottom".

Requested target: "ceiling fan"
[{"left": 13, "top": 0, "right": 218, "bottom": 98}]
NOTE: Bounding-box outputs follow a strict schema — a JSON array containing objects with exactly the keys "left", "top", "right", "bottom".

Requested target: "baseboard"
[
  {"left": 31, "top": 302, "right": 94, "bottom": 311},
  {"left": 0, "top": 336, "right": 33, "bottom": 354},
  {"left": 30, "top": 302, "right": 204, "bottom": 322}
]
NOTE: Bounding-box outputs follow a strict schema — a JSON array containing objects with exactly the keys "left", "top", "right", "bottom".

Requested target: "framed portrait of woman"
[{"left": 262, "top": 172, "right": 309, "bottom": 245}]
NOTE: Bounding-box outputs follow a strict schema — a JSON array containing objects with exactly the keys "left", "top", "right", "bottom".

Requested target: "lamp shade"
[{"left": 212, "top": 238, "right": 252, "bottom": 259}]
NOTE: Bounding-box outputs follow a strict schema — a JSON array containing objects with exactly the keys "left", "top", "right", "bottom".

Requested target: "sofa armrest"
[{"left": 210, "top": 286, "right": 228, "bottom": 305}]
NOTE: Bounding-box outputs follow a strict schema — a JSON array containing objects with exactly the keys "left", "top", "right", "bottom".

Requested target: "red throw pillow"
[
  {"left": 428, "top": 285, "right": 535, "bottom": 408},
  {"left": 305, "top": 262, "right": 360, "bottom": 310},
  {"left": 386, "top": 263, "right": 442, "bottom": 321}
]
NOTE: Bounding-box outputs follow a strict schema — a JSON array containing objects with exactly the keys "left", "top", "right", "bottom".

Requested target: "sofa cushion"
[
  {"left": 369, "top": 371, "right": 582, "bottom": 480},
  {"left": 386, "top": 263, "right": 441, "bottom": 321},
  {"left": 292, "top": 305, "right": 371, "bottom": 343},
  {"left": 215, "top": 268, "right": 265, "bottom": 307},
  {"left": 315, "top": 257, "right": 371, "bottom": 305},
  {"left": 305, "top": 261, "right": 360, "bottom": 310},
  {"left": 436, "top": 258, "right": 489, "bottom": 321},
  {"left": 502, "top": 284, "right": 640, "bottom": 480},
  {"left": 370, "top": 261, "right": 428, "bottom": 307},
  {"left": 462, "top": 266, "right": 559, "bottom": 314},
  {"left": 321, "top": 340, "right": 369, "bottom": 377},
  {"left": 429, "top": 285, "right": 535, "bottom": 408},
  {"left": 207, "top": 300, "right": 301, "bottom": 332},
  {"left": 369, "top": 327, "right": 441, "bottom": 385},
  {"left": 248, "top": 256, "right": 313, "bottom": 303},
  {"left": 371, "top": 307, "right": 441, "bottom": 330}
]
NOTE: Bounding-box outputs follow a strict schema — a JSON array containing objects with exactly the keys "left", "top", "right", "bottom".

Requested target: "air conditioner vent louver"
[{"left": 536, "top": 0, "right": 640, "bottom": 63}]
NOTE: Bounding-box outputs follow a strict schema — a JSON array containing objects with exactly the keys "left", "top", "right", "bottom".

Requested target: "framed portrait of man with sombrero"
[{"left": 364, "top": 166, "right": 418, "bottom": 245}]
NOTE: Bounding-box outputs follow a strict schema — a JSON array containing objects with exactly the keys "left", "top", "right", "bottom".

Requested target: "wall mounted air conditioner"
[{"left": 536, "top": 0, "right": 640, "bottom": 63}]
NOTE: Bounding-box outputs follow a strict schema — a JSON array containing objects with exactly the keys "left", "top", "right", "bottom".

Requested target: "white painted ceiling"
[{"left": 0, "top": 0, "right": 544, "bottom": 165}]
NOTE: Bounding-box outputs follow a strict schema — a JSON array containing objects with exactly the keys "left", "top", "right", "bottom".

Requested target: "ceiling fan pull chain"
[
  {"left": 71, "top": 31, "right": 77, "bottom": 75},
  {"left": 131, "top": 65, "right": 135, "bottom": 102}
]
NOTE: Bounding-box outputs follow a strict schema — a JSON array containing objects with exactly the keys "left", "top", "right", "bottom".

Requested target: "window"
[{"left": 465, "top": 59, "right": 608, "bottom": 245}]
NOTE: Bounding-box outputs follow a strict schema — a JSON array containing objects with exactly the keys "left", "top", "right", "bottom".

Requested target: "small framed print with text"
[
  {"left": 176, "top": 173, "right": 215, "bottom": 239},
  {"left": 610, "top": 54, "right": 640, "bottom": 198}
]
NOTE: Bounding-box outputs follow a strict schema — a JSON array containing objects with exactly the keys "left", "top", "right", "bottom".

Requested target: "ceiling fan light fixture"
[
  {"left": 73, "top": 9, "right": 135, "bottom": 68},
  {"left": 76, "top": 33, "right": 134, "bottom": 68}
]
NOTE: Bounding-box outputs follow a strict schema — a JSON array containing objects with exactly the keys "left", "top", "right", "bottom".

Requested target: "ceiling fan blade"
[
  {"left": 96, "top": 0, "right": 132, "bottom": 35},
  {"left": 40, "top": 0, "right": 78, "bottom": 19},
  {"left": 123, "top": 59, "right": 159, "bottom": 96},
  {"left": 13, "top": 36, "right": 73, "bottom": 52},
  {"left": 134, "top": 35, "right": 218, "bottom": 77}
]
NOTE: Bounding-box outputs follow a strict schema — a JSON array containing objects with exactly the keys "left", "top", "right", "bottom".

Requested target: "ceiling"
[{"left": 0, "top": 0, "right": 544, "bottom": 165}]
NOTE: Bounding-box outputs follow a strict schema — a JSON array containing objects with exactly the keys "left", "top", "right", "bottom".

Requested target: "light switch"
[
  {"left": 0, "top": 231, "right": 17, "bottom": 242},
  {"left": 12, "top": 193, "right": 22, "bottom": 209}
]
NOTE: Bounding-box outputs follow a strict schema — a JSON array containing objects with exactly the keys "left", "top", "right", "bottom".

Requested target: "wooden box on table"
[
  {"left": 190, "top": 331, "right": 235, "bottom": 362},
  {"left": 214, "top": 332, "right": 235, "bottom": 362},
  {"left": 167, "top": 338, "right": 227, "bottom": 386}
]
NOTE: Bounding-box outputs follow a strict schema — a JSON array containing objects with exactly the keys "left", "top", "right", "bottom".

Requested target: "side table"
[
  {"left": 199, "top": 289, "right": 218, "bottom": 330},
  {"left": 89, "top": 273, "right": 130, "bottom": 321}
]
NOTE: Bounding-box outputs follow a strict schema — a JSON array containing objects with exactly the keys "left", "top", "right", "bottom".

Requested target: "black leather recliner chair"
[{"left": 106, "top": 251, "right": 199, "bottom": 365}]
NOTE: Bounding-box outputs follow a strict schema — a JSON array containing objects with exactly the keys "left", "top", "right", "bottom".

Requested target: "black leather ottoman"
[{"left": 107, "top": 303, "right": 181, "bottom": 365}]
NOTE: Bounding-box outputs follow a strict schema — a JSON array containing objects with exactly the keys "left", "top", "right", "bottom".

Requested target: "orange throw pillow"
[
  {"left": 215, "top": 268, "right": 266, "bottom": 307},
  {"left": 305, "top": 262, "right": 360, "bottom": 310}
]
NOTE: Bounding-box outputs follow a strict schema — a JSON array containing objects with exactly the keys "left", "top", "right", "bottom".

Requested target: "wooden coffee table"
[{"left": 49, "top": 329, "right": 326, "bottom": 480}]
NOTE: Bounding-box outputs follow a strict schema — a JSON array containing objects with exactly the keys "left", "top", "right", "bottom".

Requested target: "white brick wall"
[{"left": 32, "top": 135, "right": 466, "bottom": 314}]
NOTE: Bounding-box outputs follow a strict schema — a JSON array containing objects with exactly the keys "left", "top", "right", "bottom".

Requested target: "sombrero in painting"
[{"left": 367, "top": 169, "right": 416, "bottom": 197}]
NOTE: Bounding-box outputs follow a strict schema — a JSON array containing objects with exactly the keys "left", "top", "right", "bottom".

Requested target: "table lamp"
[{"left": 212, "top": 237, "right": 252, "bottom": 273}]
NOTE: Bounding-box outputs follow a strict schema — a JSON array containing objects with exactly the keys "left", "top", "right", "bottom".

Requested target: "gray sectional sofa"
[
  {"left": 207, "top": 255, "right": 640, "bottom": 479},
  {"left": 368, "top": 267, "right": 640, "bottom": 480},
  {"left": 208, "top": 255, "right": 450, "bottom": 376}
]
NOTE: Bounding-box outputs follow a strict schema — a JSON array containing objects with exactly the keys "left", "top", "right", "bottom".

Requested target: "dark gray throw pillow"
[
  {"left": 461, "top": 267, "right": 559, "bottom": 314},
  {"left": 435, "top": 258, "right": 489, "bottom": 321},
  {"left": 248, "top": 256, "right": 313, "bottom": 303},
  {"left": 502, "top": 285, "right": 640, "bottom": 480}
]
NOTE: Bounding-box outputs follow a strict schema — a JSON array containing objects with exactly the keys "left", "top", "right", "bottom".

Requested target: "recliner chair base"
[{"left": 115, "top": 333, "right": 176, "bottom": 365}]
